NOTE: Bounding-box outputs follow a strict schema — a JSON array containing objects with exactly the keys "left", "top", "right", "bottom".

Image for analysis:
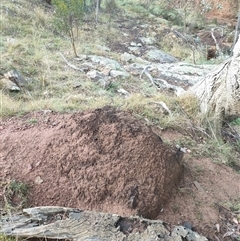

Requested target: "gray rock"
[
  {"left": 96, "top": 45, "right": 111, "bottom": 52},
  {"left": 109, "top": 69, "right": 130, "bottom": 78},
  {"left": 125, "top": 62, "right": 215, "bottom": 89},
  {"left": 121, "top": 52, "right": 136, "bottom": 63},
  {"left": 0, "top": 78, "right": 21, "bottom": 91},
  {"left": 117, "top": 88, "right": 130, "bottom": 96},
  {"left": 1, "top": 69, "right": 28, "bottom": 91},
  {"left": 144, "top": 49, "right": 178, "bottom": 63},
  {"left": 88, "top": 55, "right": 123, "bottom": 70},
  {"left": 139, "top": 37, "right": 156, "bottom": 45},
  {"left": 121, "top": 53, "right": 150, "bottom": 65},
  {"left": 87, "top": 70, "right": 106, "bottom": 82},
  {"left": 128, "top": 46, "right": 141, "bottom": 55},
  {"left": 172, "top": 226, "right": 208, "bottom": 241}
]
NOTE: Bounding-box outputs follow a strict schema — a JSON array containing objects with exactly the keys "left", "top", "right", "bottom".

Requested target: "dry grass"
[{"left": 0, "top": 0, "right": 239, "bottom": 165}]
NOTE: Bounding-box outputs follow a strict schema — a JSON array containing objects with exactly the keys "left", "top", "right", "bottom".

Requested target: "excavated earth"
[
  {"left": 0, "top": 107, "right": 240, "bottom": 240},
  {"left": 0, "top": 106, "right": 184, "bottom": 219}
]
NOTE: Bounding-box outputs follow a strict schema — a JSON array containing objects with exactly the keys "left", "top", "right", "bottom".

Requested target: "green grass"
[
  {"left": 0, "top": 235, "right": 16, "bottom": 241},
  {"left": 4, "top": 180, "right": 29, "bottom": 209}
]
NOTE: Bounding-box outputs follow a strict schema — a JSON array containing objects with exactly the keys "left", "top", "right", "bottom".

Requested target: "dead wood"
[
  {"left": 59, "top": 52, "right": 84, "bottom": 72},
  {"left": 0, "top": 206, "right": 208, "bottom": 241},
  {"left": 189, "top": 34, "right": 240, "bottom": 135}
]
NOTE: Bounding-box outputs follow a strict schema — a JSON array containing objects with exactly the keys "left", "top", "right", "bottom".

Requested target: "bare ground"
[{"left": 0, "top": 107, "right": 239, "bottom": 240}]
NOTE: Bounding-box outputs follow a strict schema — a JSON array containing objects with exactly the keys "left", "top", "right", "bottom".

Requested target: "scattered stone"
[
  {"left": 1, "top": 70, "right": 27, "bottom": 91},
  {"left": 194, "top": 181, "right": 205, "bottom": 192},
  {"left": 109, "top": 69, "right": 130, "bottom": 78},
  {"left": 75, "top": 55, "right": 87, "bottom": 61},
  {"left": 130, "top": 42, "right": 142, "bottom": 47},
  {"left": 172, "top": 226, "right": 208, "bottom": 241},
  {"left": 96, "top": 45, "right": 111, "bottom": 52},
  {"left": 117, "top": 88, "right": 130, "bottom": 96},
  {"left": 87, "top": 70, "right": 106, "bottom": 82},
  {"left": 121, "top": 52, "right": 136, "bottom": 63},
  {"left": 144, "top": 49, "right": 178, "bottom": 63},
  {"left": 128, "top": 46, "right": 142, "bottom": 55},
  {"left": 98, "top": 78, "right": 111, "bottom": 89},
  {"left": 125, "top": 62, "right": 215, "bottom": 89},
  {"left": 88, "top": 55, "right": 123, "bottom": 70},
  {"left": 35, "top": 176, "right": 43, "bottom": 185},
  {"left": 0, "top": 77, "right": 20, "bottom": 91},
  {"left": 139, "top": 37, "right": 156, "bottom": 45}
]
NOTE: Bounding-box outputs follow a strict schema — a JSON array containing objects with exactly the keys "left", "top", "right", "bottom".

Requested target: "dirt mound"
[{"left": 0, "top": 107, "right": 184, "bottom": 218}]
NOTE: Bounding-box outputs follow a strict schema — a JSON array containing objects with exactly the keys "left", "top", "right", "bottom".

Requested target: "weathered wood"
[
  {"left": 232, "top": 12, "right": 240, "bottom": 53},
  {"left": 0, "top": 206, "right": 207, "bottom": 241},
  {"left": 189, "top": 34, "right": 240, "bottom": 134}
]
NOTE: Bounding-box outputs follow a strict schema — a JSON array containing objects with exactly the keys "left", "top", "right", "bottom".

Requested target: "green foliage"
[
  {"left": 104, "top": 0, "right": 118, "bottom": 14},
  {"left": 231, "top": 118, "right": 240, "bottom": 126},
  {"left": 3, "top": 180, "right": 29, "bottom": 210},
  {"left": 0, "top": 235, "right": 16, "bottom": 241},
  {"left": 196, "top": 139, "right": 238, "bottom": 165},
  {"left": 52, "top": 0, "right": 84, "bottom": 56}
]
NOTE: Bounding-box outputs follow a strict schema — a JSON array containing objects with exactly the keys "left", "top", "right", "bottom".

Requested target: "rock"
[
  {"left": 98, "top": 79, "right": 111, "bottom": 89},
  {"left": 125, "top": 62, "right": 215, "bottom": 89},
  {"left": 121, "top": 52, "right": 136, "bottom": 63},
  {"left": 88, "top": 55, "right": 123, "bottom": 70},
  {"left": 0, "top": 77, "right": 21, "bottom": 91},
  {"left": 35, "top": 176, "right": 43, "bottom": 185},
  {"left": 117, "top": 88, "right": 130, "bottom": 96},
  {"left": 109, "top": 69, "right": 130, "bottom": 78},
  {"left": 124, "top": 63, "right": 147, "bottom": 76},
  {"left": 139, "top": 37, "right": 156, "bottom": 45},
  {"left": 1, "top": 70, "right": 27, "bottom": 91},
  {"left": 75, "top": 54, "right": 87, "bottom": 61},
  {"left": 128, "top": 46, "right": 142, "bottom": 55},
  {"left": 87, "top": 70, "right": 106, "bottom": 82},
  {"left": 172, "top": 226, "right": 208, "bottom": 241},
  {"left": 96, "top": 45, "right": 111, "bottom": 52},
  {"left": 86, "top": 70, "right": 111, "bottom": 88},
  {"left": 144, "top": 49, "right": 178, "bottom": 63},
  {"left": 121, "top": 53, "right": 150, "bottom": 64},
  {"left": 130, "top": 42, "right": 142, "bottom": 47}
]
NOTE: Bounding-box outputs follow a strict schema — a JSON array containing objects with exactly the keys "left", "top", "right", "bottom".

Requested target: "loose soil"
[
  {"left": 0, "top": 107, "right": 239, "bottom": 240},
  {"left": 0, "top": 107, "right": 184, "bottom": 220}
]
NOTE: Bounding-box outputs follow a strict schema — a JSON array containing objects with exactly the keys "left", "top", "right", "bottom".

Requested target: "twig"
[
  {"left": 211, "top": 28, "right": 223, "bottom": 57},
  {"left": 58, "top": 53, "right": 84, "bottom": 72},
  {"left": 207, "top": 118, "right": 219, "bottom": 142},
  {"left": 140, "top": 65, "right": 159, "bottom": 89},
  {"left": 155, "top": 78, "right": 185, "bottom": 96},
  {"left": 140, "top": 66, "right": 185, "bottom": 96}
]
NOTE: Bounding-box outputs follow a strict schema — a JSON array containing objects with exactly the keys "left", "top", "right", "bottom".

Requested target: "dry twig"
[{"left": 59, "top": 53, "right": 84, "bottom": 72}]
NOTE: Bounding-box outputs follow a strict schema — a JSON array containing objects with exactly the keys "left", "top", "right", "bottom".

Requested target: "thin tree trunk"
[
  {"left": 95, "top": 0, "right": 99, "bottom": 23},
  {"left": 69, "top": 28, "right": 78, "bottom": 57}
]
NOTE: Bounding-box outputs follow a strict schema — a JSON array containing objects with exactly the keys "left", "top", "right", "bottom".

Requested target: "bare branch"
[
  {"left": 58, "top": 53, "right": 84, "bottom": 72},
  {"left": 210, "top": 28, "right": 223, "bottom": 57}
]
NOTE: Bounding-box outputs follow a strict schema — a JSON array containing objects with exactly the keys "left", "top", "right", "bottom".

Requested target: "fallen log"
[{"left": 0, "top": 206, "right": 207, "bottom": 241}]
